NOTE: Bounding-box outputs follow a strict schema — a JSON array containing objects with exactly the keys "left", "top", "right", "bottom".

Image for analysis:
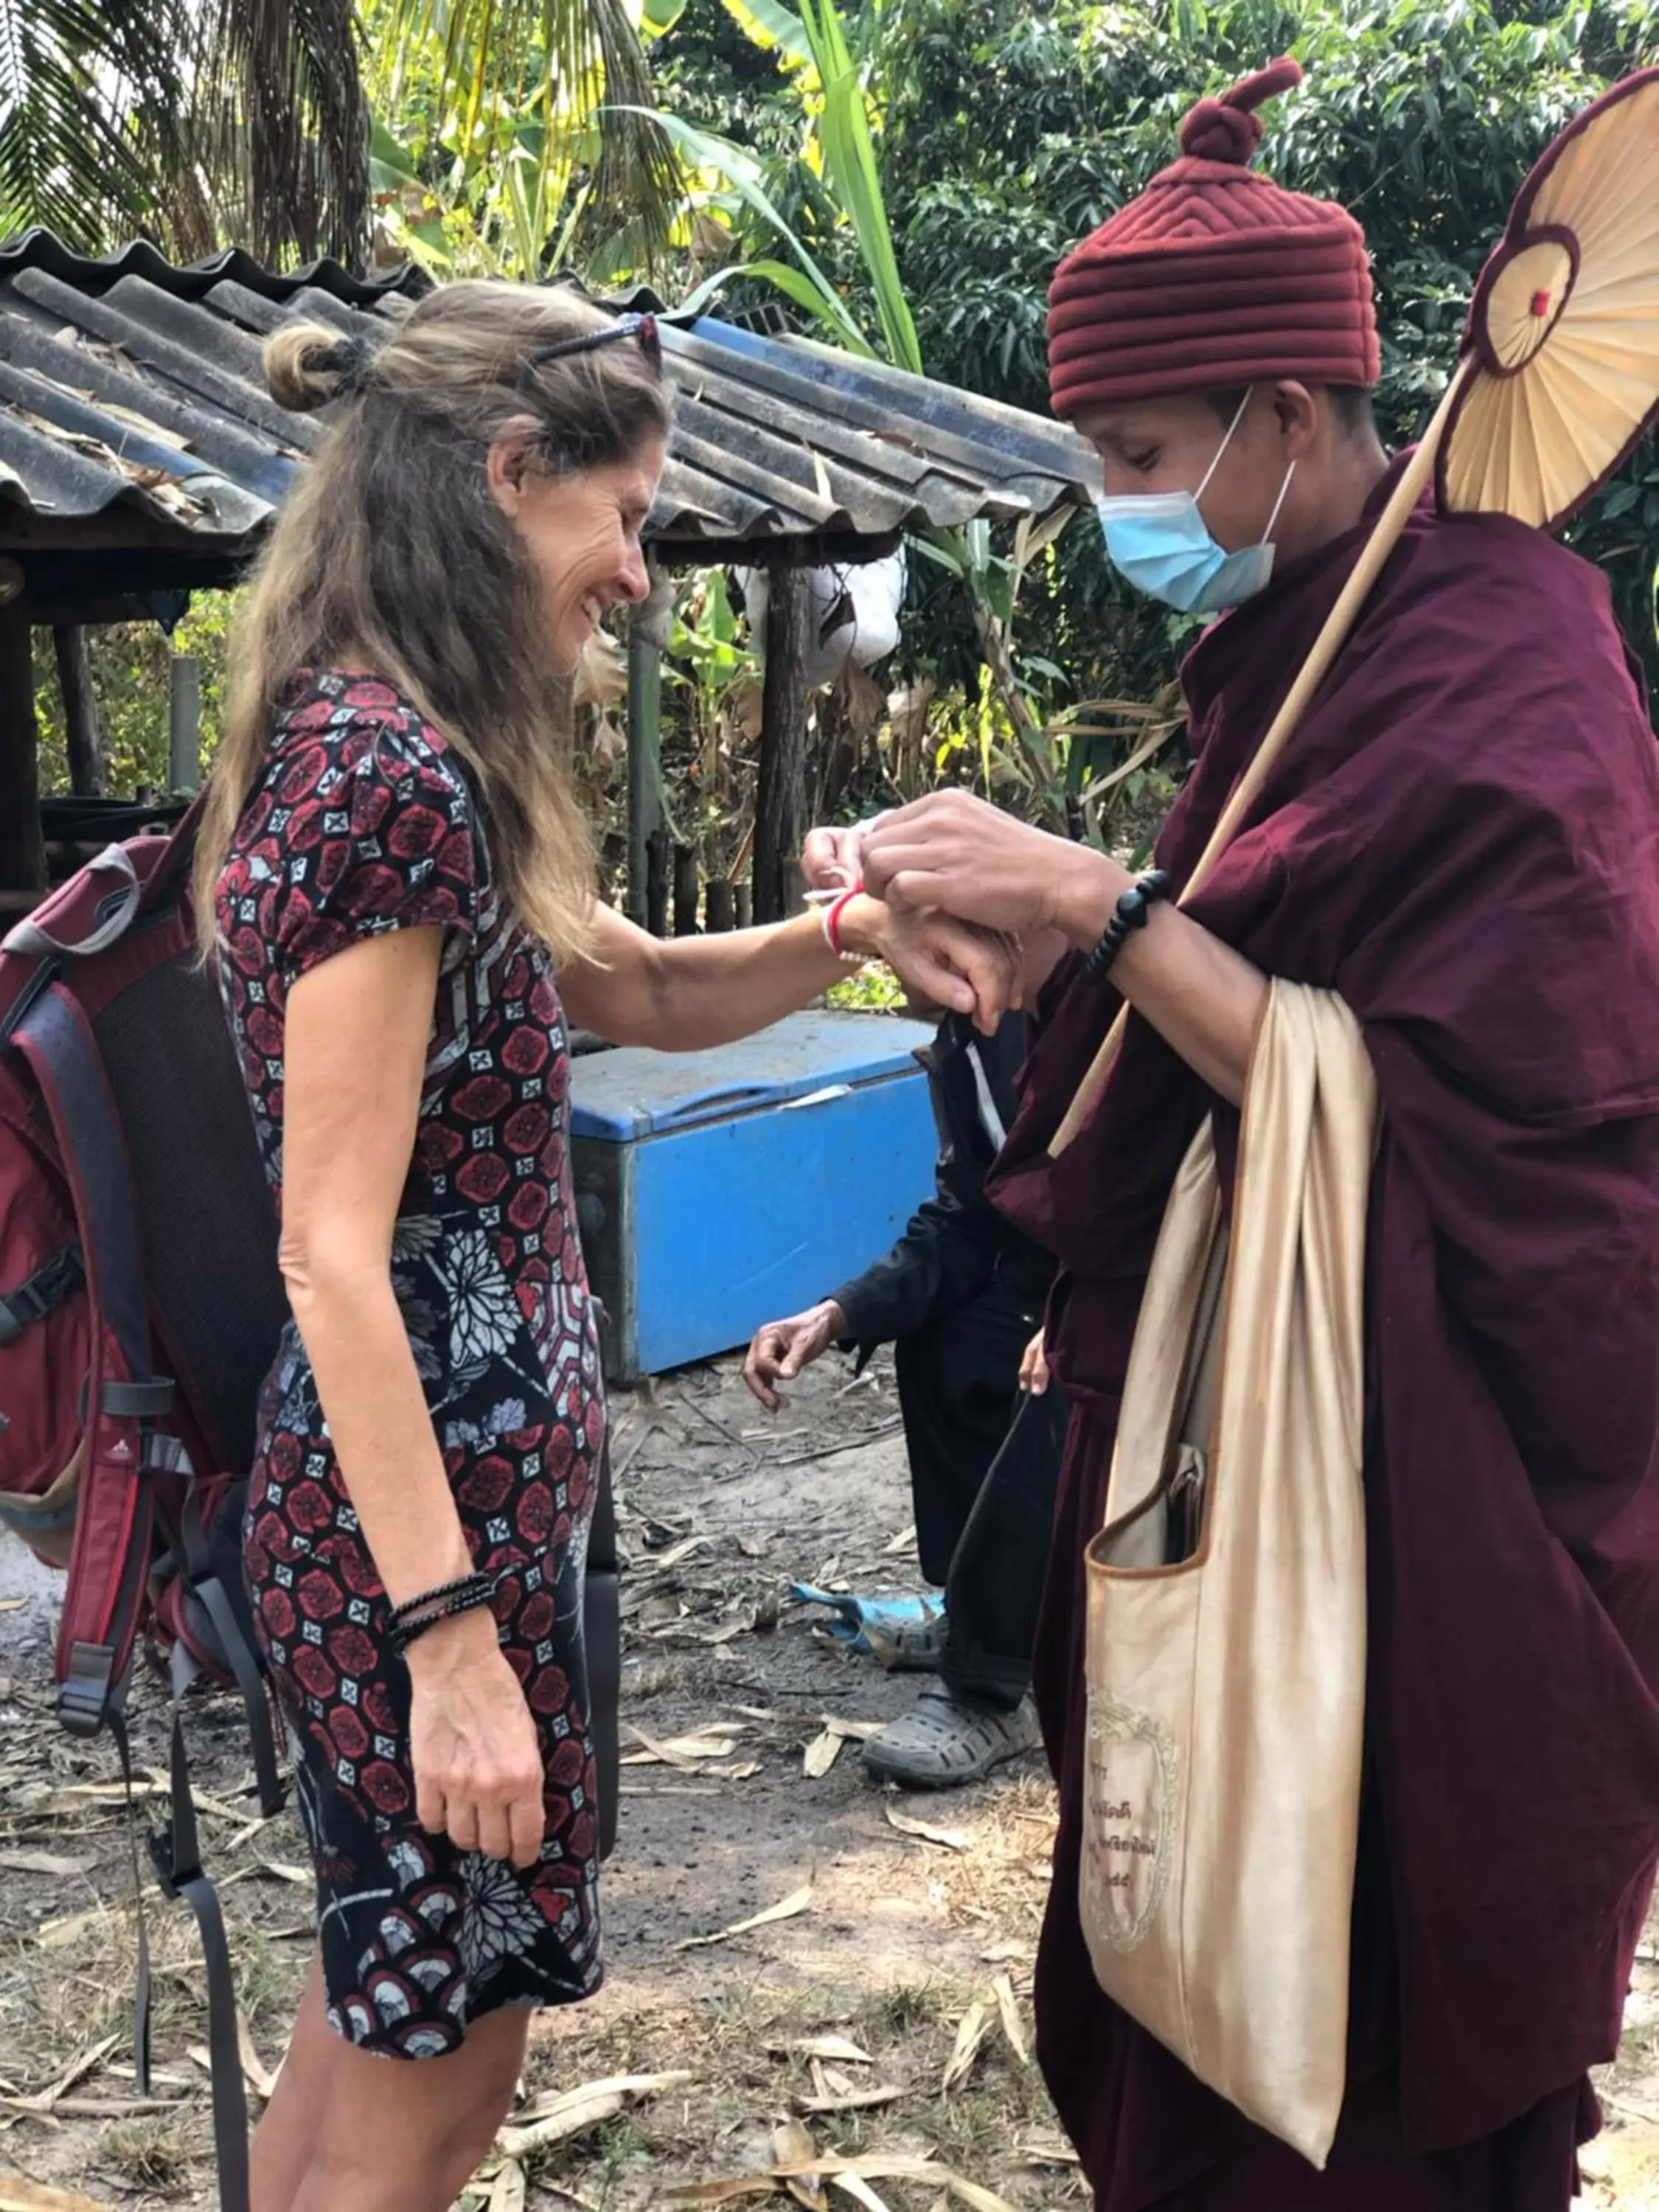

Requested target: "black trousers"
[{"left": 892, "top": 1284, "right": 1068, "bottom": 1710}]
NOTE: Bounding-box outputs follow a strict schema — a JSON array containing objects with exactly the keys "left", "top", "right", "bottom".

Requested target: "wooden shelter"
[{"left": 0, "top": 232, "right": 1095, "bottom": 919}]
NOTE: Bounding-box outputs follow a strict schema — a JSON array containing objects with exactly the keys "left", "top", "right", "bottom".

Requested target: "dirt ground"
[{"left": 3, "top": 1349, "right": 1659, "bottom": 2211}]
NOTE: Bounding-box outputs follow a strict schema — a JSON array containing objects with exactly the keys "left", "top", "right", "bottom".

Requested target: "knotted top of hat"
[{"left": 1047, "top": 58, "right": 1380, "bottom": 417}]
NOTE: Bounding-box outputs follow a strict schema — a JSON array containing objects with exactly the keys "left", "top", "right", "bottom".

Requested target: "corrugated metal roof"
[{"left": 0, "top": 234, "right": 1094, "bottom": 572}]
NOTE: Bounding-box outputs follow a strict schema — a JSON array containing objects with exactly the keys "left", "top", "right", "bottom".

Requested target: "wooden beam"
[
  {"left": 169, "top": 653, "right": 201, "bottom": 791},
  {"left": 29, "top": 595, "right": 170, "bottom": 628},
  {"left": 672, "top": 844, "right": 699, "bottom": 937},
  {"left": 0, "top": 601, "right": 45, "bottom": 892},
  {"left": 752, "top": 568, "right": 810, "bottom": 926},
  {"left": 53, "top": 625, "right": 104, "bottom": 797},
  {"left": 645, "top": 826, "right": 671, "bottom": 939},
  {"left": 625, "top": 577, "right": 672, "bottom": 928}
]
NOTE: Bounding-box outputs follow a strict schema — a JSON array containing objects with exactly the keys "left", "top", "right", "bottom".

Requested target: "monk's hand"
[
  {"left": 744, "top": 1300, "right": 849, "bottom": 1410},
  {"left": 800, "top": 815, "right": 887, "bottom": 894},
  {"left": 837, "top": 894, "right": 1021, "bottom": 1036},
  {"left": 1019, "top": 1329, "right": 1050, "bottom": 1396},
  {"left": 863, "top": 791, "right": 1123, "bottom": 938}
]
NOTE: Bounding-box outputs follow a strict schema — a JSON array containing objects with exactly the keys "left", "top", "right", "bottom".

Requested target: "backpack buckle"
[
  {"left": 0, "top": 1243, "right": 84, "bottom": 1346},
  {"left": 58, "top": 1641, "right": 116, "bottom": 1737},
  {"left": 146, "top": 1827, "right": 195, "bottom": 1901}
]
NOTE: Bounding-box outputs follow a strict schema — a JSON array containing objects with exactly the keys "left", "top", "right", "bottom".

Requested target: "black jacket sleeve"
[
  {"left": 830, "top": 1154, "right": 1008, "bottom": 1346},
  {"left": 828, "top": 1011, "right": 1039, "bottom": 1348}
]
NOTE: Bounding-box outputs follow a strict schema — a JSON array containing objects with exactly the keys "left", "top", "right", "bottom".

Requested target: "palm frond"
[
  {"left": 377, "top": 0, "right": 681, "bottom": 274},
  {"left": 0, "top": 0, "right": 192, "bottom": 248},
  {"left": 195, "top": 0, "right": 369, "bottom": 266}
]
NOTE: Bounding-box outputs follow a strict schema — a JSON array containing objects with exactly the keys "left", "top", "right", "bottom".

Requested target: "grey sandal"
[{"left": 863, "top": 1687, "right": 1040, "bottom": 1789}]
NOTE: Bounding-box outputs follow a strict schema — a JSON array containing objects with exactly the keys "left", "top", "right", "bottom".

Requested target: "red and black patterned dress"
[{"left": 215, "top": 668, "right": 605, "bottom": 2056}]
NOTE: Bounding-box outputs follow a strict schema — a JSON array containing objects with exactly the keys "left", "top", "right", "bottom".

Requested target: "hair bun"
[
  {"left": 1179, "top": 55, "right": 1304, "bottom": 164},
  {"left": 264, "top": 324, "right": 375, "bottom": 412}
]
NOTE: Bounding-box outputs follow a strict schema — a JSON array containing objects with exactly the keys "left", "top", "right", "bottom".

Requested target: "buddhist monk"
[{"left": 822, "top": 54, "right": 1659, "bottom": 2212}]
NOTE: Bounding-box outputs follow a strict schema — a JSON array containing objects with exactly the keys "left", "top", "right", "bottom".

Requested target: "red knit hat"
[{"left": 1047, "top": 58, "right": 1379, "bottom": 419}]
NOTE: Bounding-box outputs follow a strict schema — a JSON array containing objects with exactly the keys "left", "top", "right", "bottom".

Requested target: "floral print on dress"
[{"left": 216, "top": 668, "right": 605, "bottom": 2057}]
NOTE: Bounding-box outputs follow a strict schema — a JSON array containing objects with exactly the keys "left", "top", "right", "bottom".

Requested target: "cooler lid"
[{"left": 569, "top": 1008, "right": 935, "bottom": 1139}]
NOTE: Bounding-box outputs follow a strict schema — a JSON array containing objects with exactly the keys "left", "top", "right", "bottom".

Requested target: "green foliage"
[
  {"left": 827, "top": 961, "right": 907, "bottom": 1009},
  {"left": 653, "top": 0, "right": 799, "bottom": 149},
  {"left": 877, "top": 0, "right": 1659, "bottom": 692},
  {"left": 32, "top": 598, "right": 236, "bottom": 800},
  {"left": 366, "top": 0, "right": 681, "bottom": 275}
]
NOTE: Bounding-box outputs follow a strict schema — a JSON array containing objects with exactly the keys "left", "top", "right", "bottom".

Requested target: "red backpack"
[
  {"left": 0, "top": 809, "right": 624, "bottom": 2212},
  {"left": 0, "top": 810, "right": 288, "bottom": 2211}
]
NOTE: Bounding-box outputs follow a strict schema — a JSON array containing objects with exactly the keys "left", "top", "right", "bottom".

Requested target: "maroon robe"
[{"left": 990, "top": 453, "right": 1659, "bottom": 2211}]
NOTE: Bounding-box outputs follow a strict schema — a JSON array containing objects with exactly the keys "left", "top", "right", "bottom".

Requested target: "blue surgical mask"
[{"left": 1095, "top": 392, "right": 1295, "bottom": 615}]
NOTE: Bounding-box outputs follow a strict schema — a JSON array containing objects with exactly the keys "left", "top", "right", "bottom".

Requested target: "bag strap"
[
  {"left": 1, "top": 845, "right": 142, "bottom": 960},
  {"left": 1179, "top": 1225, "right": 1229, "bottom": 1460},
  {"left": 8, "top": 983, "right": 173, "bottom": 1733},
  {"left": 107, "top": 1710, "right": 156, "bottom": 2099},
  {"left": 173, "top": 1482, "right": 285, "bottom": 1819},
  {"left": 153, "top": 1660, "right": 252, "bottom": 2212}
]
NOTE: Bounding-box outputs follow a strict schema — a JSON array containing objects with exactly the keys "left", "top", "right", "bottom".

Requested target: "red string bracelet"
[{"left": 821, "top": 888, "right": 866, "bottom": 964}]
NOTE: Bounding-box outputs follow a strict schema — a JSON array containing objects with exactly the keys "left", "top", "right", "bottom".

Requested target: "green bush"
[
  {"left": 33, "top": 594, "right": 237, "bottom": 800},
  {"left": 877, "top": 0, "right": 1659, "bottom": 699}
]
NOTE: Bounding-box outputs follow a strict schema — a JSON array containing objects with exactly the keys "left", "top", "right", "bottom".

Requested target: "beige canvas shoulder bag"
[{"left": 1079, "top": 979, "right": 1377, "bottom": 2168}]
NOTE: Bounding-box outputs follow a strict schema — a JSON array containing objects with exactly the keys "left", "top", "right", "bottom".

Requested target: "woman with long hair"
[{"left": 199, "top": 280, "right": 1012, "bottom": 2212}]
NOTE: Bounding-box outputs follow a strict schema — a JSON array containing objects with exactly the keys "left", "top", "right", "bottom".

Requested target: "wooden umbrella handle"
[{"left": 1046, "top": 357, "right": 1478, "bottom": 1160}]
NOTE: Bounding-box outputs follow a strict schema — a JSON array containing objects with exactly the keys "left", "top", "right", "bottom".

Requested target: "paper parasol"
[
  {"left": 1050, "top": 65, "right": 1659, "bottom": 1158},
  {"left": 1440, "top": 69, "right": 1659, "bottom": 530}
]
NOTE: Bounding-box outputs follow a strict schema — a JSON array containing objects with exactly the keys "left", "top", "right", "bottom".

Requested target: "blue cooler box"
[{"left": 569, "top": 1009, "right": 938, "bottom": 1381}]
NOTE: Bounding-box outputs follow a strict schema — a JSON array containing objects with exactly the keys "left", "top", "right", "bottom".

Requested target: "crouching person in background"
[{"left": 745, "top": 1006, "right": 1065, "bottom": 1789}]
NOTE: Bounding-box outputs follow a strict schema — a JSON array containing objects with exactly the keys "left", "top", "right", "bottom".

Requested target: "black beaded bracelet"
[
  {"left": 388, "top": 1570, "right": 500, "bottom": 1656},
  {"left": 1082, "top": 868, "right": 1172, "bottom": 986}
]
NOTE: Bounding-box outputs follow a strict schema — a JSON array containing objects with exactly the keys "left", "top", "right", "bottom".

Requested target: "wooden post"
[
  {"left": 645, "top": 825, "right": 671, "bottom": 939},
  {"left": 734, "top": 883, "right": 752, "bottom": 930},
  {"left": 705, "top": 878, "right": 734, "bottom": 933},
  {"left": 169, "top": 653, "right": 201, "bottom": 792},
  {"left": 672, "top": 844, "right": 699, "bottom": 937},
  {"left": 751, "top": 566, "right": 810, "bottom": 925},
  {"left": 53, "top": 626, "right": 104, "bottom": 797},
  {"left": 0, "top": 602, "right": 45, "bottom": 894},
  {"left": 625, "top": 573, "right": 672, "bottom": 928}
]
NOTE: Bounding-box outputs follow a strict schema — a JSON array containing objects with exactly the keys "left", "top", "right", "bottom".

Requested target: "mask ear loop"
[
  {"left": 1259, "top": 458, "right": 1297, "bottom": 545},
  {"left": 1194, "top": 388, "right": 1254, "bottom": 504}
]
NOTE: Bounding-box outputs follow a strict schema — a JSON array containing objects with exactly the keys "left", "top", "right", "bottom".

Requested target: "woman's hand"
[
  {"left": 837, "top": 893, "right": 1022, "bottom": 1036},
  {"left": 406, "top": 1608, "right": 546, "bottom": 1867},
  {"left": 862, "top": 792, "right": 1123, "bottom": 939},
  {"left": 1019, "top": 1329, "right": 1050, "bottom": 1397}
]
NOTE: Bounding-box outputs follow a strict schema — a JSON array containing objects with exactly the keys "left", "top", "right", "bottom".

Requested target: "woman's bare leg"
[
  {"left": 251, "top": 1953, "right": 331, "bottom": 2212},
  {"left": 251, "top": 1954, "right": 529, "bottom": 2212}
]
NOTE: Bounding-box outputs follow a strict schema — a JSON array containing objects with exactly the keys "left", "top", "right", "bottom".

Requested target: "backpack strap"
[
  {"left": 153, "top": 1663, "right": 252, "bottom": 2212},
  {"left": 170, "top": 1482, "right": 285, "bottom": 1819},
  {"left": 7, "top": 982, "right": 174, "bottom": 1735},
  {"left": 1, "top": 844, "right": 142, "bottom": 959},
  {"left": 108, "top": 1710, "right": 156, "bottom": 2101}
]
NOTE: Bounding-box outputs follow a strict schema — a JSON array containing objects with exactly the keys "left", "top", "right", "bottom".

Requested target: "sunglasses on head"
[{"left": 515, "top": 312, "right": 663, "bottom": 394}]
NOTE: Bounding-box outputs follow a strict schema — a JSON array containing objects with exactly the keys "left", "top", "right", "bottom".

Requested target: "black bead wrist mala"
[
  {"left": 387, "top": 1570, "right": 501, "bottom": 1656},
  {"left": 1082, "top": 868, "right": 1173, "bottom": 986}
]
